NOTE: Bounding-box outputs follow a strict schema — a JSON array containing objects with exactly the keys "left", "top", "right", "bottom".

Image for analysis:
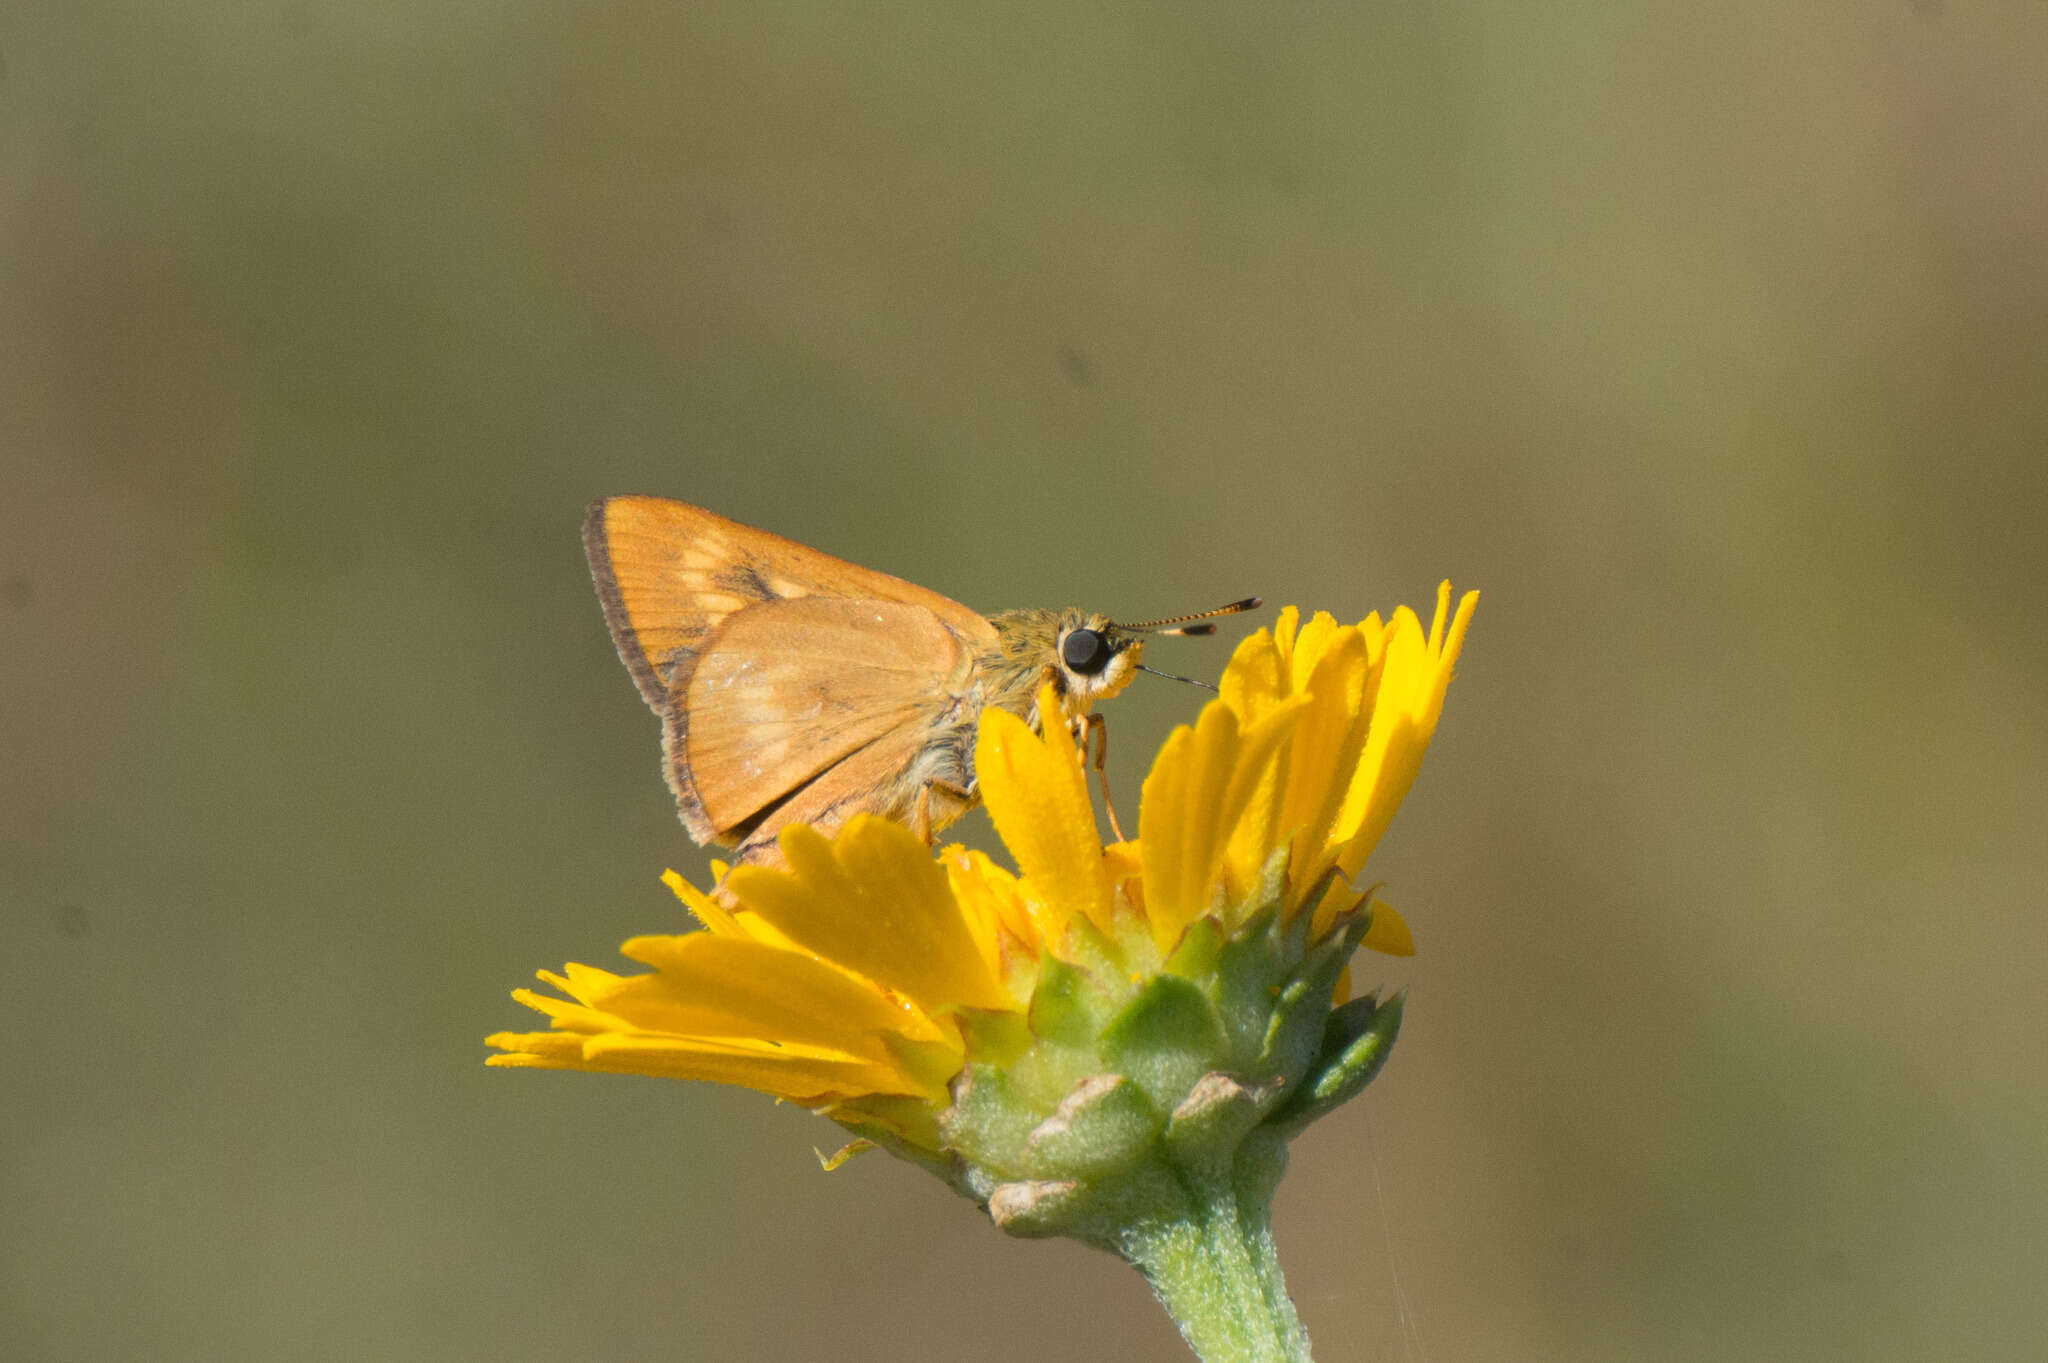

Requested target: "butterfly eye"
[{"left": 1061, "top": 627, "right": 1111, "bottom": 675}]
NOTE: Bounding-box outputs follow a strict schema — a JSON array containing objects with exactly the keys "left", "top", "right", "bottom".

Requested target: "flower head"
[
  {"left": 494, "top": 587, "right": 1474, "bottom": 1358},
  {"left": 490, "top": 587, "right": 1476, "bottom": 1187}
]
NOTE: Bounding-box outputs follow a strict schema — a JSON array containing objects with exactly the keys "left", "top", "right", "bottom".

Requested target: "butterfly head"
[
  {"left": 989, "top": 596, "right": 1263, "bottom": 723},
  {"left": 1054, "top": 610, "right": 1146, "bottom": 709}
]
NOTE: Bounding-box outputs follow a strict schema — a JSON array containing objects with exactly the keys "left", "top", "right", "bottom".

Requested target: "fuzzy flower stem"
[{"left": 1117, "top": 1139, "right": 1313, "bottom": 1363}]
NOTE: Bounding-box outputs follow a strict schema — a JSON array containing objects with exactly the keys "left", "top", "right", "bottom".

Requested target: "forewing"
[
  {"left": 585, "top": 496, "right": 996, "bottom": 708},
  {"left": 684, "top": 596, "right": 968, "bottom": 833}
]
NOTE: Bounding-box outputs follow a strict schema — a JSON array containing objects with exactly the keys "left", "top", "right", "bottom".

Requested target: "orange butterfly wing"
[
  {"left": 583, "top": 497, "right": 998, "bottom": 853},
  {"left": 686, "top": 596, "right": 971, "bottom": 830},
  {"left": 716, "top": 717, "right": 962, "bottom": 863}
]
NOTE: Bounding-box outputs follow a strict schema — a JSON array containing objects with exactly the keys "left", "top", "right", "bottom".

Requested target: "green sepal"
[
  {"left": 1256, "top": 910, "right": 1369, "bottom": 1080},
  {"left": 1209, "top": 900, "right": 1288, "bottom": 1062},
  {"left": 1020, "top": 1073, "right": 1163, "bottom": 1178},
  {"left": 989, "top": 1163, "right": 1193, "bottom": 1251},
  {"left": 1164, "top": 1072, "right": 1282, "bottom": 1166},
  {"left": 1163, "top": 914, "right": 1224, "bottom": 981},
  {"left": 828, "top": 1096, "right": 954, "bottom": 1182},
  {"left": 951, "top": 1005, "right": 1032, "bottom": 1068},
  {"left": 1027, "top": 954, "right": 1106, "bottom": 1047},
  {"left": 1254, "top": 973, "right": 1326, "bottom": 1087},
  {"left": 1101, "top": 974, "right": 1229, "bottom": 1111},
  {"left": 877, "top": 1029, "right": 976, "bottom": 1097},
  {"left": 1273, "top": 990, "right": 1404, "bottom": 1131},
  {"left": 938, "top": 1064, "right": 1039, "bottom": 1177},
  {"left": 830, "top": 1093, "right": 941, "bottom": 1150},
  {"left": 1297, "top": 903, "right": 1370, "bottom": 985},
  {"left": 1053, "top": 911, "right": 1128, "bottom": 985},
  {"left": 986, "top": 1177, "right": 1091, "bottom": 1239},
  {"left": 1278, "top": 887, "right": 1317, "bottom": 958},
  {"left": 1318, "top": 987, "right": 1385, "bottom": 1058}
]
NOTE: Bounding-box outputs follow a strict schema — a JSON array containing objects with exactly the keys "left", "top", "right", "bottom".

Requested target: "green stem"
[{"left": 1117, "top": 1163, "right": 1312, "bottom": 1363}]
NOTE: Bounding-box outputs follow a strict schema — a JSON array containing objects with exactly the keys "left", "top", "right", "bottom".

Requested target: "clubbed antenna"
[{"left": 1113, "top": 597, "right": 1262, "bottom": 637}]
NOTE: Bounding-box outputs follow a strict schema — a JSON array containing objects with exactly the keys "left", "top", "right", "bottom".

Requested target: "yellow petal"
[
  {"left": 1137, "top": 714, "right": 1214, "bottom": 949},
  {"left": 1335, "top": 586, "right": 1477, "bottom": 879},
  {"left": 975, "top": 690, "right": 1112, "bottom": 936},
  {"left": 1360, "top": 900, "right": 1414, "bottom": 956},
  {"left": 1269, "top": 605, "right": 1301, "bottom": 679},
  {"left": 937, "top": 846, "right": 1016, "bottom": 978},
  {"left": 1101, "top": 839, "right": 1144, "bottom": 885},
  {"left": 1276, "top": 628, "right": 1371, "bottom": 898},
  {"left": 1221, "top": 623, "right": 1288, "bottom": 723},
  {"left": 614, "top": 932, "right": 948, "bottom": 1051},
  {"left": 1140, "top": 695, "right": 1312, "bottom": 948},
  {"left": 505, "top": 983, "right": 619, "bottom": 1036},
  {"left": 1174, "top": 705, "right": 1245, "bottom": 925},
  {"left": 726, "top": 817, "right": 1015, "bottom": 1014},
  {"left": 491, "top": 954, "right": 958, "bottom": 1100},
  {"left": 662, "top": 868, "right": 740, "bottom": 936},
  {"left": 1217, "top": 630, "right": 1300, "bottom": 898},
  {"left": 1217, "top": 698, "right": 1310, "bottom": 837},
  {"left": 945, "top": 846, "right": 1040, "bottom": 955},
  {"left": 1289, "top": 609, "right": 1345, "bottom": 692},
  {"left": 575, "top": 1032, "right": 930, "bottom": 1101},
  {"left": 1137, "top": 725, "right": 1190, "bottom": 924},
  {"left": 485, "top": 1031, "right": 594, "bottom": 1068}
]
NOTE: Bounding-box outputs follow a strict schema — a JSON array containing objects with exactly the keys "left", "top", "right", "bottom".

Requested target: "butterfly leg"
[
  {"left": 916, "top": 778, "right": 976, "bottom": 846},
  {"left": 1083, "top": 713, "right": 1126, "bottom": 843}
]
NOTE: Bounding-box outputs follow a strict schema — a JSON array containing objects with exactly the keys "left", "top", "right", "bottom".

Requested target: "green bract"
[{"left": 930, "top": 870, "right": 1403, "bottom": 1251}]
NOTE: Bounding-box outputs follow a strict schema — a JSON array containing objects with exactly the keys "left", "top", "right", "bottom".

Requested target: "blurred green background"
[{"left": 5, "top": 4, "right": 2045, "bottom": 1360}]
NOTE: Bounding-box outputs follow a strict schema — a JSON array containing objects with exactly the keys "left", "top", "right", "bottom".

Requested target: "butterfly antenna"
[
  {"left": 1115, "top": 597, "right": 1263, "bottom": 636},
  {"left": 1136, "top": 664, "right": 1219, "bottom": 692}
]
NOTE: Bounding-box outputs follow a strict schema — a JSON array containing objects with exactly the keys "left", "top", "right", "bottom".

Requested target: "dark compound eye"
[{"left": 1061, "top": 627, "right": 1111, "bottom": 675}]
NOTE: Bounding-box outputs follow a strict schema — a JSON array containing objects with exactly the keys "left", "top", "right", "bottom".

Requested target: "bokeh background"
[{"left": 6, "top": 4, "right": 2045, "bottom": 1360}]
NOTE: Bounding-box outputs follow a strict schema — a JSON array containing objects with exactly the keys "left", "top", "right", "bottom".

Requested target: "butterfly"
[{"left": 583, "top": 497, "right": 1256, "bottom": 870}]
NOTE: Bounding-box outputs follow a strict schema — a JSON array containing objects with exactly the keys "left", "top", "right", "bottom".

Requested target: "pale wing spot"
[
  {"left": 693, "top": 592, "right": 746, "bottom": 612},
  {"left": 766, "top": 577, "right": 810, "bottom": 597},
  {"left": 743, "top": 738, "right": 790, "bottom": 778}
]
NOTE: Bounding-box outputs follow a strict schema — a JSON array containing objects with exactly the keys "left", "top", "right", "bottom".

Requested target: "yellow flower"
[{"left": 489, "top": 587, "right": 1477, "bottom": 1164}]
